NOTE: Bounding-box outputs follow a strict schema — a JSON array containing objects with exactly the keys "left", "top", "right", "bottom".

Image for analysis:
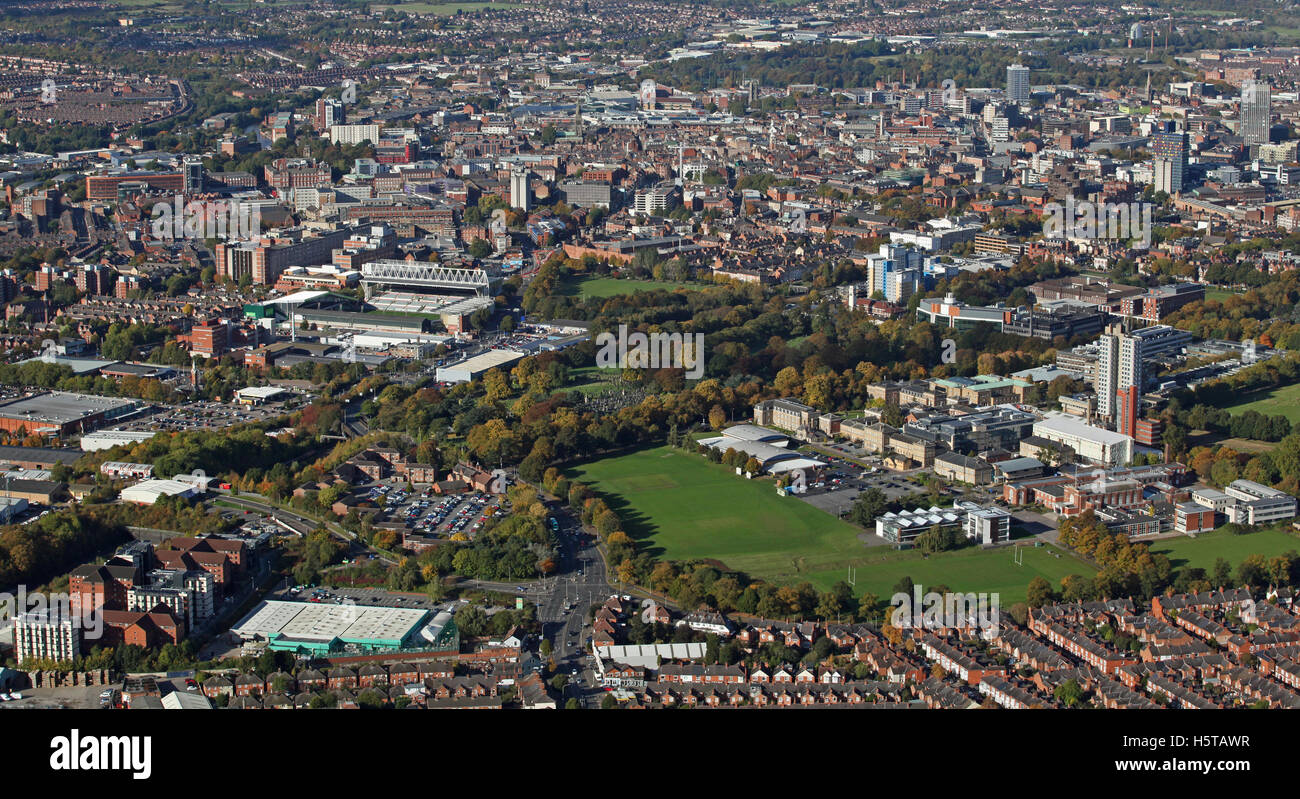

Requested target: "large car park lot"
[
  {"left": 120, "top": 400, "right": 288, "bottom": 433},
  {"left": 368, "top": 484, "right": 505, "bottom": 539},
  {"left": 791, "top": 452, "right": 978, "bottom": 518}
]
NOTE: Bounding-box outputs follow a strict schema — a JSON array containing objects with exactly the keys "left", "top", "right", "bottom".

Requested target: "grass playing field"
[
  {"left": 1148, "top": 526, "right": 1300, "bottom": 572},
  {"left": 566, "top": 446, "right": 1094, "bottom": 602},
  {"left": 559, "top": 276, "right": 696, "bottom": 299},
  {"left": 1204, "top": 288, "right": 1240, "bottom": 303},
  {"left": 1221, "top": 382, "right": 1300, "bottom": 424},
  {"left": 796, "top": 544, "right": 1091, "bottom": 606}
]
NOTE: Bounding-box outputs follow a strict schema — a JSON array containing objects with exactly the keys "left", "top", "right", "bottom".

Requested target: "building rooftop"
[
  {"left": 231, "top": 599, "right": 430, "bottom": 647},
  {"left": 719, "top": 424, "right": 789, "bottom": 443},
  {"left": 0, "top": 392, "right": 136, "bottom": 424},
  {"left": 15, "top": 356, "right": 115, "bottom": 375},
  {"left": 1034, "top": 412, "right": 1132, "bottom": 445},
  {"left": 442, "top": 349, "right": 528, "bottom": 373},
  {"left": 235, "top": 385, "right": 289, "bottom": 400},
  {"left": 0, "top": 446, "right": 82, "bottom": 465}
]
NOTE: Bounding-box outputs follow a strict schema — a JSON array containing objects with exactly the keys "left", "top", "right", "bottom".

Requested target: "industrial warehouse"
[
  {"left": 435, "top": 349, "right": 529, "bottom": 383},
  {"left": 0, "top": 392, "right": 139, "bottom": 437},
  {"left": 230, "top": 600, "right": 458, "bottom": 656}
]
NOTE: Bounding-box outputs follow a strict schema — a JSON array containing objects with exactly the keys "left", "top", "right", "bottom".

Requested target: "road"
[
  {"left": 461, "top": 503, "right": 613, "bottom": 707},
  {"left": 342, "top": 395, "right": 369, "bottom": 438},
  {"left": 213, "top": 493, "right": 397, "bottom": 566},
  {"left": 534, "top": 505, "right": 613, "bottom": 707}
]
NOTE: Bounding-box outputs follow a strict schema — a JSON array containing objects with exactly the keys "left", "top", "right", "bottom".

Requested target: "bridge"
[{"left": 360, "top": 260, "right": 494, "bottom": 297}]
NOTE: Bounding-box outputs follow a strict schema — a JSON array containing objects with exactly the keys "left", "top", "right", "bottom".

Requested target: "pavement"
[
  {"left": 1013, "top": 509, "right": 1061, "bottom": 545},
  {"left": 0, "top": 684, "right": 104, "bottom": 710}
]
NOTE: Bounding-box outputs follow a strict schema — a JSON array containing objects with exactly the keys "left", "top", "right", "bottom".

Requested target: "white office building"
[
  {"left": 1191, "top": 487, "right": 1231, "bottom": 514},
  {"left": 991, "top": 116, "right": 1011, "bottom": 142},
  {"left": 1224, "top": 479, "right": 1298, "bottom": 525},
  {"left": 510, "top": 168, "right": 531, "bottom": 211},
  {"left": 877, "top": 502, "right": 1013, "bottom": 546},
  {"left": 1095, "top": 323, "right": 1144, "bottom": 426},
  {"left": 13, "top": 607, "right": 82, "bottom": 665},
  {"left": 329, "top": 124, "right": 381, "bottom": 146},
  {"left": 963, "top": 504, "right": 1013, "bottom": 544},
  {"left": 1241, "top": 80, "right": 1271, "bottom": 146},
  {"left": 1032, "top": 412, "right": 1133, "bottom": 468},
  {"left": 128, "top": 586, "right": 191, "bottom": 628},
  {"left": 1006, "top": 64, "right": 1030, "bottom": 103},
  {"left": 633, "top": 185, "right": 677, "bottom": 215}
]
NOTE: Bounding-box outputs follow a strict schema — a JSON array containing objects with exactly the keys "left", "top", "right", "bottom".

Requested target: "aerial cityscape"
[{"left": 0, "top": 0, "right": 1297, "bottom": 747}]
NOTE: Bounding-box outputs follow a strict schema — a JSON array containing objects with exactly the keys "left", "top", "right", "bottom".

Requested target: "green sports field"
[
  {"left": 796, "top": 544, "right": 1092, "bottom": 606},
  {"left": 566, "top": 446, "right": 1094, "bottom": 602},
  {"left": 1204, "top": 288, "right": 1240, "bottom": 303},
  {"left": 1149, "top": 526, "right": 1300, "bottom": 571},
  {"left": 1221, "top": 382, "right": 1300, "bottom": 424},
  {"left": 559, "top": 276, "right": 696, "bottom": 299}
]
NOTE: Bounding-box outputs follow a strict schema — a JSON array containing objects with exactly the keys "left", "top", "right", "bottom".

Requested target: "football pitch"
[
  {"left": 566, "top": 446, "right": 1093, "bottom": 602},
  {"left": 1221, "top": 382, "right": 1300, "bottom": 424},
  {"left": 1149, "top": 526, "right": 1300, "bottom": 570}
]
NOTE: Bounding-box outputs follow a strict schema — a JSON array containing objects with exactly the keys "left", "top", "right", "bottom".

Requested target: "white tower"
[
  {"left": 639, "top": 79, "right": 657, "bottom": 111},
  {"left": 510, "top": 168, "right": 531, "bottom": 211}
]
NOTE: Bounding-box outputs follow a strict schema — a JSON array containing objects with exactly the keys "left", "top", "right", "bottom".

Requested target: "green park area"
[
  {"left": 1204, "top": 288, "right": 1240, "bottom": 303},
  {"left": 796, "top": 544, "right": 1090, "bottom": 607},
  {"left": 1149, "top": 525, "right": 1300, "bottom": 572},
  {"left": 1222, "top": 382, "right": 1300, "bottom": 424},
  {"left": 566, "top": 446, "right": 1093, "bottom": 603}
]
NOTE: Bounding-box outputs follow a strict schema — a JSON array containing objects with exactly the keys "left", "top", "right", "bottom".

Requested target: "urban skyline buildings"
[
  {"left": 1242, "top": 79, "right": 1272, "bottom": 146},
  {"left": 1006, "top": 63, "right": 1030, "bottom": 103}
]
